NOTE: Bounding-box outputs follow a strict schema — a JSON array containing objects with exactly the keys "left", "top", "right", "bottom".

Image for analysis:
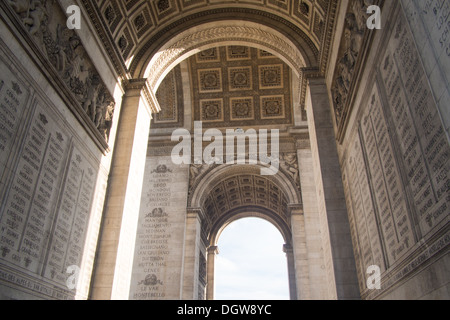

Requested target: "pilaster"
[
  {"left": 303, "top": 70, "right": 360, "bottom": 300},
  {"left": 181, "top": 208, "right": 204, "bottom": 299},
  {"left": 206, "top": 246, "right": 219, "bottom": 300},
  {"left": 90, "top": 79, "right": 156, "bottom": 299}
]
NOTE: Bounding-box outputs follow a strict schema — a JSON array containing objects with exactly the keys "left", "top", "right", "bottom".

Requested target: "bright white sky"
[{"left": 214, "top": 217, "right": 290, "bottom": 300}]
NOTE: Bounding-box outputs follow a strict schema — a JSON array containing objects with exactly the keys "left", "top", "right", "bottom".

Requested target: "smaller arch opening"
[{"left": 214, "top": 217, "right": 290, "bottom": 300}]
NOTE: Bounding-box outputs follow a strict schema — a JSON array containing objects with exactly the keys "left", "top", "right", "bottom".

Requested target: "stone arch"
[
  {"left": 189, "top": 163, "right": 302, "bottom": 210},
  {"left": 188, "top": 164, "right": 301, "bottom": 300},
  {"left": 209, "top": 209, "right": 293, "bottom": 299},
  {"left": 209, "top": 206, "right": 292, "bottom": 248},
  {"left": 89, "top": 3, "right": 359, "bottom": 300},
  {"left": 135, "top": 21, "right": 318, "bottom": 95},
  {"left": 130, "top": 8, "right": 320, "bottom": 81},
  {"left": 188, "top": 163, "right": 302, "bottom": 240},
  {"left": 143, "top": 21, "right": 307, "bottom": 92}
]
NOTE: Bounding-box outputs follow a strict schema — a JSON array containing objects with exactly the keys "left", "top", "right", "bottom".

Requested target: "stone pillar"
[
  {"left": 289, "top": 204, "right": 310, "bottom": 300},
  {"left": 206, "top": 246, "right": 219, "bottom": 300},
  {"left": 304, "top": 71, "right": 360, "bottom": 300},
  {"left": 90, "top": 79, "right": 159, "bottom": 300},
  {"left": 181, "top": 208, "right": 204, "bottom": 299},
  {"left": 283, "top": 244, "right": 298, "bottom": 300},
  {"left": 295, "top": 142, "right": 333, "bottom": 299}
]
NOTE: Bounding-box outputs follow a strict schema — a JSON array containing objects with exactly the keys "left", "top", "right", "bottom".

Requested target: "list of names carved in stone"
[
  {"left": 0, "top": 103, "right": 69, "bottom": 273},
  {"left": 43, "top": 146, "right": 97, "bottom": 285},
  {"left": 379, "top": 13, "right": 449, "bottom": 235},
  {"left": 346, "top": 134, "right": 385, "bottom": 272},
  {"left": 360, "top": 87, "right": 414, "bottom": 265},
  {"left": 0, "top": 59, "right": 29, "bottom": 192},
  {"left": 413, "top": 0, "right": 450, "bottom": 77},
  {"left": 342, "top": 169, "right": 366, "bottom": 287},
  {"left": 131, "top": 163, "right": 174, "bottom": 300}
]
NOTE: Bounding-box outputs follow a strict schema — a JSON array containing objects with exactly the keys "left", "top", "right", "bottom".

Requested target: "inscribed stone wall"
[
  {"left": 129, "top": 155, "right": 189, "bottom": 300},
  {"left": 341, "top": 5, "right": 450, "bottom": 299},
  {"left": 0, "top": 46, "right": 104, "bottom": 300},
  {"left": 400, "top": 0, "right": 450, "bottom": 138}
]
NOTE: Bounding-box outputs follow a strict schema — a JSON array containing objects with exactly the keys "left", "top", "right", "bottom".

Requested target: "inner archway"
[
  {"left": 215, "top": 217, "right": 289, "bottom": 300},
  {"left": 140, "top": 20, "right": 317, "bottom": 93},
  {"left": 189, "top": 163, "right": 301, "bottom": 300}
]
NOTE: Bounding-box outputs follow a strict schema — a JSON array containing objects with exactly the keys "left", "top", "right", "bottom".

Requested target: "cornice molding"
[
  {"left": 122, "top": 78, "right": 161, "bottom": 115},
  {"left": 80, "top": 0, "right": 128, "bottom": 77}
]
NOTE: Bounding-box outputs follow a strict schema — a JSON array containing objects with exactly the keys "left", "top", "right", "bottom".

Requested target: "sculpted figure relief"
[
  {"left": 8, "top": 0, "right": 45, "bottom": 36},
  {"left": 7, "top": 0, "right": 115, "bottom": 142},
  {"left": 331, "top": 0, "right": 374, "bottom": 126},
  {"left": 280, "top": 153, "right": 300, "bottom": 186}
]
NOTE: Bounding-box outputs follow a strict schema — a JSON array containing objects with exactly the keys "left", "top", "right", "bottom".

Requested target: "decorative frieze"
[
  {"left": 3, "top": 0, "right": 115, "bottom": 146},
  {"left": 331, "top": 0, "right": 382, "bottom": 141}
]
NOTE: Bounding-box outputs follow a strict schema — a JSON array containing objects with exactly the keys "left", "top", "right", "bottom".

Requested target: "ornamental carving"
[
  {"left": 6, "top": 0, "right": 115, "bottom": 142},
  {"left": 190, "top": 46, "right": 293, "bottom": 128},
  {"left": 331, "top": 0, "right": 380, "bottom": 137},
  {"left": 147, "top": 24, "right": 306, "bottom": 91},
  {"left": 279, "top": 153, "right": 300, "bottom": 187}
]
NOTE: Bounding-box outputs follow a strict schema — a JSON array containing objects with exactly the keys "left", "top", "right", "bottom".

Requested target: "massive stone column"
[
  {"left": 90, "top": 79, "right": 159, "bottom": 299},
  {"left": 181, "top": 208, "right": 204, "bottom": 300},
  {"left": 304, "top": 72, "right": 360, "bottom": 300},
  {"left": 288, "top": 204, "right": 311, "bottom": 300},
  {"left": 206, "top": 246, "right": 219, "bottom": 300},
  {"left": 282, "top": 244, "right": 298, "bottom": 300}
]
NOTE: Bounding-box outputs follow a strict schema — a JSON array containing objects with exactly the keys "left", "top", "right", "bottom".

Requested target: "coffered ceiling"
[
  {"left": 88, "top": 0, "right": 330, "bottom": 58},
  {"left": 201, "top": 173, "right": 290, "bottom": 242},
  {"left": 81, "top": 0, "right": 337, "bottom": 76},
  {"left": 152, "top": 46, "right": 294, "bottom": 129}
]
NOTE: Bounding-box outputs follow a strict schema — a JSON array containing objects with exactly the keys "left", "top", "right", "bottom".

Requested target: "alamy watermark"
[
  {"left": 171, "top": 122, "right": 280, "bottom": 176},
  {"left": 66, "top": 265, "right": 80, "bottom": 290},
  {"left": 66, "top": 5, "right": 81, "bottom": 30},
  {"left": 63, "top": 2, "right": 382, "bottom": 173},
  {"left": 367, "top": 5, "right": 382, "bottom": 30},
  {"left": 64, "top": 4, "right": 381, "bottom": 31},
  {"left": 366, "top": 265, "right": 381, "bottom": 290},
  {"left": 59, "top": 3, "right": 384, "bottom": 293}
]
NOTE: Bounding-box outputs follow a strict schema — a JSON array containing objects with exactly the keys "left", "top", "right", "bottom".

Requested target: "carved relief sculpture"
[
  {"left": 6, "top": 0, "right": 115, "bottom": 142},
  {"left": 331, "top": 0, "right": 377, "bottom": 130}
]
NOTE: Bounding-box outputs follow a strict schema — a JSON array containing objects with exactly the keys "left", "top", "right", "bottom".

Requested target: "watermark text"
[{"left": 171, "top": 122, "right": 279, "bottom": 176}]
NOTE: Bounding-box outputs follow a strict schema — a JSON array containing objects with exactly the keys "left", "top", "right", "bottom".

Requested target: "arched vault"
[{"left": 188, "top": 164, "right": 303, "bottom": 247}]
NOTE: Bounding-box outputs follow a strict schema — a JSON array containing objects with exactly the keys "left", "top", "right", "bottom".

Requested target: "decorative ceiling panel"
[
  {"left": 83, "top": 0, "right": 332, "bottom": 66},
  {"left": 190, "top": 46, "right": 293, "bottom": 128},
  {"left": 203, "top": 174, "right": 289, "bottom": 226},
  {"left": 151, "top": 65, "right": 184, "bottom": 128}
]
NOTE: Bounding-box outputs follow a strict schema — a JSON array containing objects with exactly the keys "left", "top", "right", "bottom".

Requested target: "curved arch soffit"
[
  {"left": 209, "top": 207, "right": 292, "bottom": 248},
  {"left": 141, "top": 21, "right": 312, "bottom": 92},
  {"left": 189, "top": 163, "right": 302, "bottom": 209}
]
